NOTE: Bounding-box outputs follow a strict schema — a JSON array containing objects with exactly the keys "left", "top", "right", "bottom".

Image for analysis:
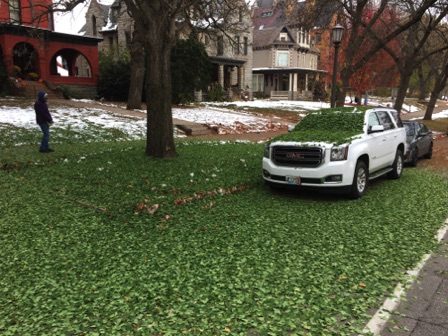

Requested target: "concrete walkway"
[{"left": 54, "top": 99, "right": 215, "bottom": 136}]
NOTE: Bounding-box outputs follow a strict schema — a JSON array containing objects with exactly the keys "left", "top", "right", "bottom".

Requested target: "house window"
[
  {"left": 92, "top": 16, "right": 97, "bottom": 35},
  {"left": 217, "top": 36, "right": 224, "bottom": 56},
  {"left": 9, "top": 0, "right": 21, "bottom": 24},
  {"left": 109, "top": 37, "right": 114, "bottom": 50},
  {"left": 243, "top": 37, "right": 248, "bottom": 55},
  {"left": 315, "top": 33, "right": 322, "bottom": 45},
  {"left": 279, "top": 33, "right": 287, "bottom": 42},
  {"left": 276, "top": 51, "right": 289, "bottom": 67},
  {"left": 236, "top": 36, "right": 240, "bottom": 55},
  {"left": 252, "top": 74, "right": 264, "bottom": 92}
]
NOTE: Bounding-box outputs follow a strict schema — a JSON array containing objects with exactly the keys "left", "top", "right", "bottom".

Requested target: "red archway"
[
  {"left": 12, "top": 42, "right": 39, "bottom": 79},
  {"left": 0, "top": 25, "right": 101, "bottom": 87}
]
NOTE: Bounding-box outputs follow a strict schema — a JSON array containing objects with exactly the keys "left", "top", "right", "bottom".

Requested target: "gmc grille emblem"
[{"left": 286, "top": 152, "right": 305, "bottom": 159}]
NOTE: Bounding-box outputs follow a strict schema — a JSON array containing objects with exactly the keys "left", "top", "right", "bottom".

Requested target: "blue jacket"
[{"left": 34, "top": 91, "right": 53, "bottom": 125}]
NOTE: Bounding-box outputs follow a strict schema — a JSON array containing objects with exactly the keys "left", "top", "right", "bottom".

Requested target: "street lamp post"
[{"left": 330, "top": 24, "right": 344, "bottom": 108}]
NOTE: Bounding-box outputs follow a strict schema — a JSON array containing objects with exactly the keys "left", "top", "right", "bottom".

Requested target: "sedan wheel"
[
  {"left": 410, "top": 148, "right": 418, "bottom": 167},
  {"left": 424, "top": 143, "right": 433, "bottom": 159}
]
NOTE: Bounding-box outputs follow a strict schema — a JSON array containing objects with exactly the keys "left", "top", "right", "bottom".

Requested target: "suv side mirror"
[{"left": 369, "top": 125, "right": 385, "bottom": 134}]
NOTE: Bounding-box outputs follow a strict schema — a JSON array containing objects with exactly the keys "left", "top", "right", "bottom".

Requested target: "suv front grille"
[{"left": 272, "top": 146, "right": 324, "bottom": 167}]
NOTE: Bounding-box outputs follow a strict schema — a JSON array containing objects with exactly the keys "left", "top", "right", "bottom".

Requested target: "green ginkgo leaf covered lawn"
[{"left": 1, "top": 137, "right": 447, "bottom": 335}]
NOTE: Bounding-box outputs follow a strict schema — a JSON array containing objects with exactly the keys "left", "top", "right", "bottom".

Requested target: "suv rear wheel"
[
  {"left": 387, "top": 149, "right": 403, "bottom": 179},
  {"left": 349, "top": 160, "right": 368, "bottom": 199}
]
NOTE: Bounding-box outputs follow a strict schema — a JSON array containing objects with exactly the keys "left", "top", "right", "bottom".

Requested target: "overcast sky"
[{"left": 54, "top": 0, "right": 259, "bottom": 34}]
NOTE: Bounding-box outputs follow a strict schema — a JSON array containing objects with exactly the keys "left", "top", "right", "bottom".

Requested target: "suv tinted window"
[
  {"left": 377, "top": 111, "right": 394, "bottom": 130},
  {"left": 389, "top": 110, "right": 403, "bottom": 127}
]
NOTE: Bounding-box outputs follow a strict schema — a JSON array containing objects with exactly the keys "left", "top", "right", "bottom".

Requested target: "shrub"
[
  {"left": 13, "top": 65, "right": 23, "bottom": 78},
  {"left": 97, "top": 49, "right": 131, "bottom": 101},
  {"left": 208, "top": 82, "right": 226, "bottom": 102},
  {"left": 28, "top": 72, "right": 39, "bottom": 81},
  {"left": 171, "top": 39, "right": 212, "bottom": 104},
  {"left": 312, "top": 79, "right": 327, "bottom": 101},
  {"left": 0, "top": 59, "right": 13, "bottom": 96}
]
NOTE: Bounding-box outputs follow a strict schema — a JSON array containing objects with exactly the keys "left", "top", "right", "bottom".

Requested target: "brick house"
[
  {"left": 81, "top": 0, "right": 253, "bottom": 101},
  {"left": 0, "top": 0, "right": 101, "bottom": 96}
]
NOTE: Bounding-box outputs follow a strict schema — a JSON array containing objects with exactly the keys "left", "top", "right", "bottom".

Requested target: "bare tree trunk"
[
  {"left": 339, "top": 67, "right": 354, "bottom": 107},
  {"left": 143, "top": 3, "right": 176, "bottom": 158},
  {"left": 424, "top": 64, "right": 448, "bottom": 120},
  {"left": 393, "top": 72, "right": 412, "bottom": 113},
  {"left": 127, "top": 23, "right": 145, "bottom": 110},
  {"left": 416, "top": 65, "right": 431, "bottom": 101},
  {"left": 145, "top": 52, "right": 176, "bottom": 158}
]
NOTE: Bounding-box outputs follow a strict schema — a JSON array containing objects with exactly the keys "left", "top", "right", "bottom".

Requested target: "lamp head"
[{"left": 332, "top": 24, "right": 344, "bottom": 44}]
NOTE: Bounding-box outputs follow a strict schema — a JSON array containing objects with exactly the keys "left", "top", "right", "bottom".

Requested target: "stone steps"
[
  {"left": 174, "top": 122, "right": 216, "bottom": 136},
  {"left": 13, "top": 80, "right": 64, "bottom": 100}
]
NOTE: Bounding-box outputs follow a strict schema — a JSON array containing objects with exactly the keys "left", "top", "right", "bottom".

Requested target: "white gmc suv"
[{"left": 262, "top": 107, "right": 406, "bottom": 198}]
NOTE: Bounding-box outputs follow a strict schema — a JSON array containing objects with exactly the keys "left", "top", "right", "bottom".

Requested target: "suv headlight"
[
  {"left": 331, "top": 144, "right": 349, "bottom": 161},
  {"left": 264, "top": 143, "right": 271, "bottom": 158}
]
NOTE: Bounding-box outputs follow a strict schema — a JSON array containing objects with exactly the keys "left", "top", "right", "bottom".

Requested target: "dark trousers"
[{"left": 38, "top": 123, "right": 50, "bottom": 150}]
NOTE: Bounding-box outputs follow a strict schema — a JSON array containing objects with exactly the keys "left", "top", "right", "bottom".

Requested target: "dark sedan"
[{"left": 403, "top": 121, "right": 433, "bottom": 166}]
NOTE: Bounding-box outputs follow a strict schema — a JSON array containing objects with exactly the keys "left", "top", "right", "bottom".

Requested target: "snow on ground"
[{"left": 1, "top": 97, "right": 447, "bottom": 140}]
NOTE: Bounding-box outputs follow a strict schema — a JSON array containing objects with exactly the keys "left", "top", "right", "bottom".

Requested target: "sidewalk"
[{"left": 376, "top": 219, "right": 448, "bottom": 336}]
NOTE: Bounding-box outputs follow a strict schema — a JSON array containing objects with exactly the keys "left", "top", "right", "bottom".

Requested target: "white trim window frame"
[{"left": 276, "top": 51, "right": 289, "bottom": 67}]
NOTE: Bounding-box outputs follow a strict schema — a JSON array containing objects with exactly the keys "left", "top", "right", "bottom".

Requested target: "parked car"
[
  {"left": 403, "top": 121, "right": 433, "bottom": 166},
  {"left": 263, "top": 107, "right": 406, "bottom": 199}
]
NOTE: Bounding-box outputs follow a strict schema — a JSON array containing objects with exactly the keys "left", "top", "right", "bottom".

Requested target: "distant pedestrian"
[{"left": 34, "top": 91, "right": 54, "bottom": 153}]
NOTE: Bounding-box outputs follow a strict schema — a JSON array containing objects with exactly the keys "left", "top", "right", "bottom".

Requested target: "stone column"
[{"left": 218, "top": 65, "right": 224, "bottom": 88}]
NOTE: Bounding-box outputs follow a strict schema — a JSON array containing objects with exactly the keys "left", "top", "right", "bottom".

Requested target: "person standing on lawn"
[{"left": 34, "top": 91, "right": 54, "bottom": 153}]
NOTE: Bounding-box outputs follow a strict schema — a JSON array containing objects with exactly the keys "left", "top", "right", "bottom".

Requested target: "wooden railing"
[{"left": 270, "top": 91, "right": 313, "bottom": 101}]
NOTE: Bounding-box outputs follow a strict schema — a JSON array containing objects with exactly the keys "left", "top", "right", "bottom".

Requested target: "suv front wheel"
[{"left": 349, "top": 160, "right": 368, "bottom": 199}]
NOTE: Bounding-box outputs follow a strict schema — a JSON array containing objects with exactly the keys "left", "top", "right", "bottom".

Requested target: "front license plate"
[{"left": 286, "top": 176, "right": 301, "bottom": 185}]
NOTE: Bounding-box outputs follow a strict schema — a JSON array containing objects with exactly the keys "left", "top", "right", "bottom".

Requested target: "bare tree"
[
  {"left": 117, "top": 0, "right": 250, "bottom": 158},
  {"left": 334, "top": 0, "right": 442, "bottom": 107},
  {"left": 379, "top": 5, "right": 448, "bottom": 112},
  {"left": 424, "top": 51, "right": 448, "bottom": 119}
]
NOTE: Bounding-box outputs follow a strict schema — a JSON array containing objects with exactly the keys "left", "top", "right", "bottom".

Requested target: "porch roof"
[
  {"left": 252, "top": 67, "right": 327, "bottom": 75},
  {"left": 209, "top": 56, "right": 246, "bottom": 66}
]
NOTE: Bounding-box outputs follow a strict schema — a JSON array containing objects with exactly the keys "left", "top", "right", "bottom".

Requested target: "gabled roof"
[
  {"left": 253, "top": 26, "right": 297, "bottom": 48},
  {"left": 256, "top": 0, "right": 275, "bottom": 7},
  {"left": 78, "top": 0, "right": 119, "bottom": 35}
]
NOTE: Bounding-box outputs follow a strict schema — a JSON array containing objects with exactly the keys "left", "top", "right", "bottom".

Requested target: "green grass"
[
  {"left": 422, "top": 118, "right": 448, "bottom": 133},
  {"left": 1, "top": 137, "right": 448, "bottom": 335}
]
